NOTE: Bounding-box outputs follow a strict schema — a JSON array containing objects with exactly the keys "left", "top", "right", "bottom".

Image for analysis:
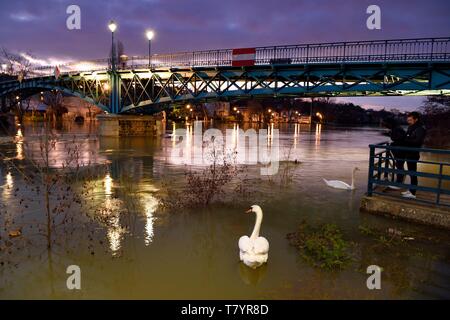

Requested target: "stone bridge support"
[{"left": 97, "top": 114, "right": 166, "bottom": 137}]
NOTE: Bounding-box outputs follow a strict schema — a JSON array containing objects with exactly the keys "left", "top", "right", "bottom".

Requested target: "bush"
[{"left": 287, "top": 221, "right": 351, "bottom": 270}]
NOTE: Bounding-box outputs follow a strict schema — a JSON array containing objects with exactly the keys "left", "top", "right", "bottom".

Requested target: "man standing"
[{"left": 399, "top": 112, "right": 426, "bottom": 199}]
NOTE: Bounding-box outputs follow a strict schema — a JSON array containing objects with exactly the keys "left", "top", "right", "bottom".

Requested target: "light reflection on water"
[
  {"left": 1, "top": 171, "right": 13, "bottom": 201},
  {"left": 15, "top": 127, "right": 24, "bottom": 160},
  {"left": 103, "top": 172, "right": 123, "bottom": 255},
  {"left": 0, "top": 121, "right": 449, "bottom": 299}
]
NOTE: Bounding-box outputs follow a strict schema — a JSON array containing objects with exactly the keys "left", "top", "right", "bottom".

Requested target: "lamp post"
[
  {"left": 146, "top": 30, "right": 154, "bottom": 69},
  {"left": 108, "top": 20, "right": 120, "bottom": 114},
  {"left": 108, "top": 20, "right": 117, "bottom": 71}
]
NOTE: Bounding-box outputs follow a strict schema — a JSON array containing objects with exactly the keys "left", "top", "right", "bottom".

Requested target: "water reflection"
[
  {"left": 103, "top": 172, "right": 123, "bottom": 255},
  {"left": 143, "top": 194, "right": 158, "bottom": 246},
  {"left": 1, "top": 121, "right": 449, "bottom": 299},
  {"left": 315, "top": 123, "right": 322, "bottom": 147},
  {"left": 1, "top": 171, "right": 13, "bottom": 201},
  {"left": 15, "top": 126, "right": 24, "bottom": 160},
  {"left": 293, "top": 123, "right": 299, "bottom": 150}
]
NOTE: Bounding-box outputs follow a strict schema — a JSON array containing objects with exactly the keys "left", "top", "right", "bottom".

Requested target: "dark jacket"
[
  {"left": 404, "top": 122, "right": 426, "bottom": 159},
  {"left": 390, "top": 126, "right": 406, "bottom": 147},
  {"left": 383, "top": 121, "right": 406, "bottom": 158}
]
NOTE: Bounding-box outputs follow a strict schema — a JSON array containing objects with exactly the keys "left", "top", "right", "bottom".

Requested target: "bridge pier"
[{"left": 97, "top": 114, "right": 165, "bottom": 137}]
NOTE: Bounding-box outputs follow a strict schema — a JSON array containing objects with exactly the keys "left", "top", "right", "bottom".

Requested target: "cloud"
[
  {"left": 10, "top": 12, "right": 40, "bottom": 22},
  {"left": 1, "top": 0, "right": 448, "bottom": 110}
]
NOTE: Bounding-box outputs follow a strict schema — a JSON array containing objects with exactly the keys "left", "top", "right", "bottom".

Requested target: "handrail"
[
  {"left": 13, "top": 36, "right": 450, "bottom": 78},
  {"left": 370, "top": 142, "right": 450, "bottom": 155},
  {"left": 367, "top": 142, "right": 450, "bottom": 207}
]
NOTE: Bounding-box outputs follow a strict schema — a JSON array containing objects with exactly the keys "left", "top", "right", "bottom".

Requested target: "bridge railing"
[
  {"left": 21, "top": 36, "right": 450, "bottom": 77},
  {"left": 367, "top": 142, "right": 450, "bottom": 208}
]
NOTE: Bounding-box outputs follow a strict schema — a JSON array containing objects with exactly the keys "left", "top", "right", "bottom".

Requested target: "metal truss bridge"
[{"left": 1, "top": 37, "right": 449, "bottom": 114}]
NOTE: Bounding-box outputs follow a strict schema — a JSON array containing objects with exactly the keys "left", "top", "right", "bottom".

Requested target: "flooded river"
[{"left": 0, "top": 121, "right": 449, "bottom": 299}]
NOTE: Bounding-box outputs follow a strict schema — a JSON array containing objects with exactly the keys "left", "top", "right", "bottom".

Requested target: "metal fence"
[
  {"left": 368, "top": 142, "right": 450, "bottom": 207},
  {"left": 23, "top": 36, "right": 450, "bottom": 77}
]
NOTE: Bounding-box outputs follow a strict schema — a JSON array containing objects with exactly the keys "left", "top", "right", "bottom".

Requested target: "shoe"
[
  {"left": 402, "top": 191, "right": 416, "bottom": 199},
  {"left": 388, "top": 185, "right": 401, "bottom": 190}
]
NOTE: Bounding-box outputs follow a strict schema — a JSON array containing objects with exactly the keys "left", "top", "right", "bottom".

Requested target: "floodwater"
[{"left": 0, "top": 120, "right": 449, "bottom": 299}]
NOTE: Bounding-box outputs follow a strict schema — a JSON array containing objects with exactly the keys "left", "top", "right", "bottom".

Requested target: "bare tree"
[
  {"left": 421, "top": 96, "right": 450, "bottom": 115},
  {"left": 0, "top": 48, "right": 33, "bottom": 78},
  {"left": 43, "top": 91, "right": 68, "bottom": 123}
]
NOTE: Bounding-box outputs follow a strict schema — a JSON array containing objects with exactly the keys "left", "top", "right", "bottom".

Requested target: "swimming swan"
[
  {"left": 238, "top": 205, "right": 269, "bottom": 269},
  {"left": 323, "top": 167, "right": 360, "bottom": 190}
]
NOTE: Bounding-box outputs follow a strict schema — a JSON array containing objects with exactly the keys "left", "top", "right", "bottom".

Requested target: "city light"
[
  {"left": 108, "top": 20, "right": 117, "bottom": 33},
  {"left": 146, "top": 30, "right": 155, "bottom": 41}
]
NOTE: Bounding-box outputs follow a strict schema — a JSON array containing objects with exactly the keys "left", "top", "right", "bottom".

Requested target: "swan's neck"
[
  {"left": 351, "top": 169, "right": 356, "bottom": 189},
  {"left": 250, "top": 209, "right": 263, "bottom": 239}
]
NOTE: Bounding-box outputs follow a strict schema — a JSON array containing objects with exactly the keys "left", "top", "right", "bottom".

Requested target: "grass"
[{"left": 287, "top": 221, "right": 351, "bottom": 270}]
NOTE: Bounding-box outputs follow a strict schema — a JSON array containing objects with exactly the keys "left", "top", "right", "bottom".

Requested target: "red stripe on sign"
[
  {"left": 232, "top": 48, "right": 256, "bottom": 55},
  {"left": 232, "top": 60, "right": 255, "bottom": 67}
]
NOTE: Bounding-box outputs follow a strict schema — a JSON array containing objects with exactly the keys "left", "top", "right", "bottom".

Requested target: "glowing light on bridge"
[
  {"left": 146, "top": 30, "right": 154, "bottom": 41},
  {"left": 108, "top": 20, "right": 117, "bottom": 33}
]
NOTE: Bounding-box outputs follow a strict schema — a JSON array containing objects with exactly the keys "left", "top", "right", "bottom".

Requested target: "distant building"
[
  {"left": 204, "top": 102, "right": 230, "bottom": 119},
  {"left": 61, "top": 96, "right": 103, "bottom": 120},
  {"left": 299, "top": 116, "right": 311, "bottom": 124}
]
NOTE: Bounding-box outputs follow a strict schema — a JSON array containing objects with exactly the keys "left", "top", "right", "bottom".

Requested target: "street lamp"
[
  {"left": 146, "top": 30, "right": 155, "bottom": 69},
  {"left": 108, "top": 20, "right": 117, "bottom": 70},
  {"left": 316, "top": 112, "right": 323, "bottom": 121}
]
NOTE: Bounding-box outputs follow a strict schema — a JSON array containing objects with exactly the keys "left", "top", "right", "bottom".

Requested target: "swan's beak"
[{"left": 245, "top": 208, "right": 253, "bottom": 214}]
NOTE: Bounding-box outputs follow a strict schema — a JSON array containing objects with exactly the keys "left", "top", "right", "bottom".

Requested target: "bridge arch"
[{"left": 0, "top": 79, "right": 109, "bottom": 112}]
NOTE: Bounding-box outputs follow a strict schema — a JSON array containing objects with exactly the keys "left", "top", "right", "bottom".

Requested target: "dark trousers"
[{"left": 395, "top": 159, "right": 418, "bottom": 195}]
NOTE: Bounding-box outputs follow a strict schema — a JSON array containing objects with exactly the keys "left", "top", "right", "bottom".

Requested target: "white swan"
[
  {"left": 323, "top": 167, "right": 360, "bottom": 190},
  {"left": 238, "top": 205, "right": 269, "bottom": 269}
]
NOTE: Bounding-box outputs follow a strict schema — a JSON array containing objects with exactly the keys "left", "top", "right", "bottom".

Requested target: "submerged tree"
[
  {"left": 43, "top": 91, "right": 68, "bottom": 124},
  {"left": 420, "top": 96, "right": 450, "bottom": 147}
]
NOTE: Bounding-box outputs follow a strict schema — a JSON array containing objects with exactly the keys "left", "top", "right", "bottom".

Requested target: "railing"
[
  {"left": 367, "top": 142, "right": 450, "bottom": 207},
  {"left": 22, "top": 36, "right": 450, "bottom": 77}
]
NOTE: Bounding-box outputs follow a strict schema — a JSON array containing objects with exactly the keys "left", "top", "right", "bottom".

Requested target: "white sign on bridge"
[{"left": 232, "top": 48, "right": 256, "bottom": 67}]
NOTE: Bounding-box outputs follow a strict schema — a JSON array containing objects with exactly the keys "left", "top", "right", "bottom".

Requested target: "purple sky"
[{"left": 1, "top": 0, "right": 449, "bottom": 110}]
